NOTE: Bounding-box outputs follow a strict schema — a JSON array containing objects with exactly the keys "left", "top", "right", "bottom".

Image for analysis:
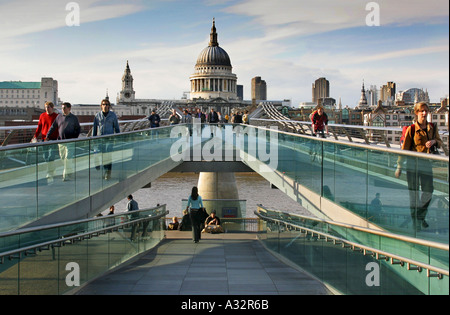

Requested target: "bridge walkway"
[{"left": 75, "top": 231, "right": 331, "bottom": 295}]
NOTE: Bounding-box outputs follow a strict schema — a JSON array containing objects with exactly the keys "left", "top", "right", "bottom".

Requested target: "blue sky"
[{"left": 0, "top": 0, "right": 448, "bottom": 107}]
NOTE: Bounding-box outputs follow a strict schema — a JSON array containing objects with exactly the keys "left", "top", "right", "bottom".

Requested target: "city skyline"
[{"left": 0, "top": 0, "right": 448, "bottom": 107}]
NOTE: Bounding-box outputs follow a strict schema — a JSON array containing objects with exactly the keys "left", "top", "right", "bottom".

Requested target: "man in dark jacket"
[
  {"left": 47, "top": 102, "right": 81, "bottom": 181},
  {"left": 147, "top": 109, "right": 161, "bottom": 128},
  {"left": 127, "top": 195, "right": 141, "bottom": 240},
  {"left": 208, "top": 108, "right": 219, "bottom": 137},
  {"left": 208, "top": 108, "right": 219, "bottom": 124},
  {"left": 47, "top": 102, "right": 81, "bottom": 140},
  {"left": 147, "top": 109, "right": 161, "bottom": 140},
  {"left": 234, "top": 111, "right": 243, "bottom": 124},
  {"left": 195, "top": 108, "right": 206, "bottom": 123}
]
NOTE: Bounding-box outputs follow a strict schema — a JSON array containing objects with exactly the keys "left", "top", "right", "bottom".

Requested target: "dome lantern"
[{"left": 210, "top": 18, "right": 218, "bottom": 47}]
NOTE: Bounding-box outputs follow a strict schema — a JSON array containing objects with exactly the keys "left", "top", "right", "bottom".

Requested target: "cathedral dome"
[
  {"left": 190, "top": 19, "right": 237, "bottom": 101},
  {"left": 195, "top": 19, "right": 232, "bottom": 68},
  {"left": 196, "top": 45, "right": 231, "bottom": 67}
]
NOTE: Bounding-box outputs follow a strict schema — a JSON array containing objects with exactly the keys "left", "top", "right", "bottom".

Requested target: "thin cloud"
[
  {"left": 223, "top": 0, "right": 448, "bottom": 35},
  {"left": 0, "top": 0, "right": 147, "bottom": 40},
  {"left": 0, "top": 0, "right": 448, "bottom": 106},
  {"left": 352, "top": 45, "right": 449, "bottom": 64}
]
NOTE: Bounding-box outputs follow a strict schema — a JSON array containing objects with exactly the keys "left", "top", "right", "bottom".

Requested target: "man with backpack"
[{"left": 395, "top": 102, "right": 443, "bottom": 231}]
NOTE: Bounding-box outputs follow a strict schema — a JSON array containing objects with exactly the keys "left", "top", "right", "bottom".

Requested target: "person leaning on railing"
[
  {"left": 147, "top": 109, "right": 161, "bottom": 128},
  {"left": 242, "top": 110, "right": 250, "bottom": 124},
  {"left": 311, "top": 106, "right": 329, "bottom": 138},
  {"left": 169, "top": 109, "right": 180, "bottom": 125},
  {"left": 395, "top": 102, "right": 443, "bottom": 231}
]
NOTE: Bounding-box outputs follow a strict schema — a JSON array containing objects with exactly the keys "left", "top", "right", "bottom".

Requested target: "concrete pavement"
[{"left": 75, "top": 231, "right": 331, "bottom": 295}]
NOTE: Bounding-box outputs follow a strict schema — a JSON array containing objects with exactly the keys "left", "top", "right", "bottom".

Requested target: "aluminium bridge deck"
[{"left": 75, "top": 231, "right": 331, "bottom": 295}]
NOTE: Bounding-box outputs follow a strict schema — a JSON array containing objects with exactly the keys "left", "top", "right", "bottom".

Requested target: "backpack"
[
  {"left": 400, "top": 125, "right": 412, "bottom": 148},
  {"left": 400, "top": 122, "right": 437, "bottom": 149}
]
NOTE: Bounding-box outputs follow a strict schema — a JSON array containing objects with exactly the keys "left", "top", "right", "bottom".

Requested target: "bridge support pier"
[{"left": 197, "top": 172, "right": 243, "bottom": 218}]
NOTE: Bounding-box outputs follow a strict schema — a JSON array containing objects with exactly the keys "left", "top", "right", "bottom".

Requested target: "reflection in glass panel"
[
  {"left": 257, "top": 208, "right": 443, "bottom": 295},
  {"left": 0, "top": 147, "right": 38, "bottom": 231},
  {"left": 0, "top": 207, "right": 166, "bottom": 295},
  {"left": 333, "top": 144, "right": 368, "bottom": 218}
]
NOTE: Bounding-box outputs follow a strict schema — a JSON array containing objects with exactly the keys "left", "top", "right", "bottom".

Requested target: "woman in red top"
[
  {"left": 32, "top": 101, "right": 59, "bottom": 183},
  {"left": 33, "top": 101, "right": 59, "bottom": 141}
]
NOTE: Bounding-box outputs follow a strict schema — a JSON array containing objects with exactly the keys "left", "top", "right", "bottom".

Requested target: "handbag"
[
  {"left": 200, "top": 207, "right": 209, "bottom": 221},
  {"left": 430, "top": 123, "right": 440, "bottom": 155},
  {"left": 430, "top": 145, "right": 440, "bottom": 155}
]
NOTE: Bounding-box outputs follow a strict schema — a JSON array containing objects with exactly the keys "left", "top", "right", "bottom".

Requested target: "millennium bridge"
[{"left": 0, "top": 106, "right": 448, "bottom": 295}]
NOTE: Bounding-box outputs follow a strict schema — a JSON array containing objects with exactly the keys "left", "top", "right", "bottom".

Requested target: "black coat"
[{"left": 179, "top": 214, "right": 192, "bottom": 231}]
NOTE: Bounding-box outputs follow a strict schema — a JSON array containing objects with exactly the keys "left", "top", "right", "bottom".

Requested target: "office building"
[
  {"left": 251, "top": 77, "right": 267, "bottom": 101},
  {"left": 0, "top": 78, "right": 58, "bottom": 108},
  {"left": 312, "top": 77, "right": 330, "bottom": 104}
]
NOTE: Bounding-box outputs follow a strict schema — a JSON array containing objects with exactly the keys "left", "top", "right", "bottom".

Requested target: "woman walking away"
[{"left": 185, "top": 187, "right": 204, "bottom": 243}]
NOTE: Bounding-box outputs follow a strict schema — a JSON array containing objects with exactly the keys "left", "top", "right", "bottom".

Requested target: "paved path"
[{"left": 76, "top": 232, "right": 331, "bottom": 295}]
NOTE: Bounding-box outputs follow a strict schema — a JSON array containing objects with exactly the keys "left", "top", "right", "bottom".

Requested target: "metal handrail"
[
  {"left": 255, "top": 210, "right": 448, "bottom": 279},
  {"left": 252, "top": 115, "right": 449, "bottom": 156},
  {"left": 0, "top": 206, "right": 166, "bottom": 238},
  {"left": 3, "top": 117, "right": 448, "bottom": 139},
  {"left": 0, "top": 209, "right": 169, "bottom": 263},
  {"left": 0, "top": 121, "right": 180, "bottom": 152},
  {"left": 0, "top": 118, "right": 174, "bottom": 147},
  {"left": 181, "top": 198, "right": 248, "bottom": 202},
  {"left": 0, "top": 119, "right": 147, "bottom": 132},
  {"left": 253, "top": 117, "right": 449, "bottom": 134},
  {"left": 249, "top": 124, "right": 449, "bottom": 162},
  {"left": 256, "top": 206, "right": 449, "bottom": 250},
  {"left": 2, "top": 120, "right": 448, "bottom": 160},
  {"left": 1, "top": 121, "right": 448, "bottom": 168}
]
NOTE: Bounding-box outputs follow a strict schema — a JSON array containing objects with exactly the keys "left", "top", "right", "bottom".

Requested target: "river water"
[{"left": 105, "top": 172, "right": 312, "bottom": 218}]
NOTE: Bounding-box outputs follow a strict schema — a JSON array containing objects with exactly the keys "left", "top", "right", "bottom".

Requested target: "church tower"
[
  {"left": 118, "top": 60, "right": 135, "bottom": 103},
  {"left": 357, "top": 80, "right": 368, "bottom": 109}
]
